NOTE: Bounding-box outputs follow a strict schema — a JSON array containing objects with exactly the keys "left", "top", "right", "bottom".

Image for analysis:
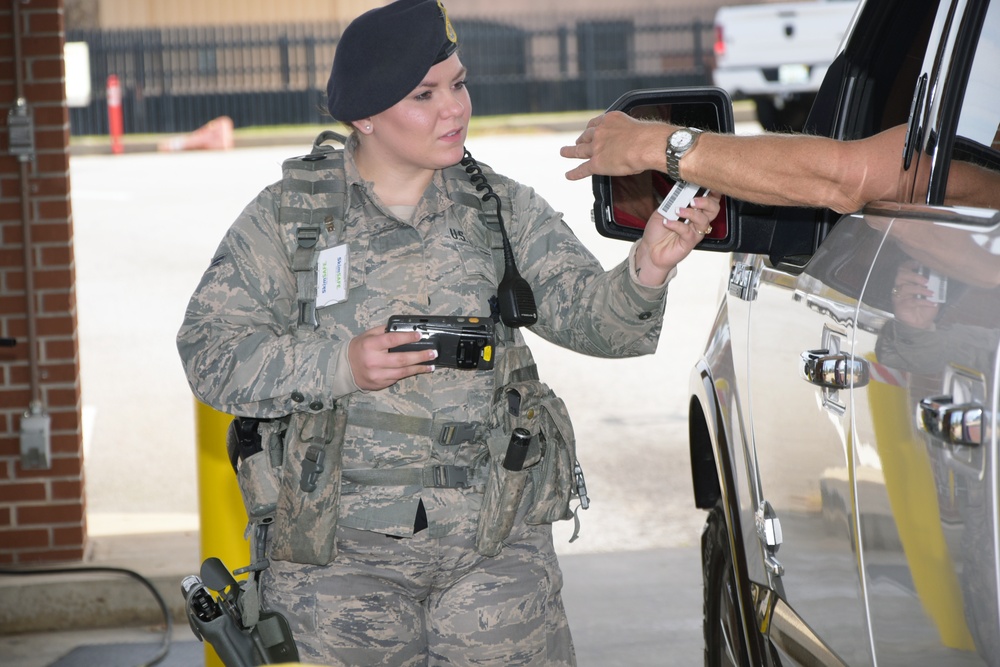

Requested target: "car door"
[
  {"left": 741, "top": 217, "right": 883, "bottom": 666},
  {"left": 852, "top": 1, "right": 1000, "bottom": 664},
  {"left": 739, "top": 0, "right": 949, "bottom": 664}
]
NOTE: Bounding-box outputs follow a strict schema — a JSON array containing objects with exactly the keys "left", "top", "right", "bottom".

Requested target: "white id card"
[
  {"left": 316, "top": 244, "right": 350, "bottom": 308},
  {"left": 657, "top": 181, "right": 709, "bottom": 222}
]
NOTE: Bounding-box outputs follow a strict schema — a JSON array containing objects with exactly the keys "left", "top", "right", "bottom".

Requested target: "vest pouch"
[
  {"left": 524, "top": 427, "right": 575, "bottom": 524},
  {"left": 475, "top": 454, "right": 530, "bottom": 557},
  {"left": 494, "top": 379, "right": 578, "bottom": 526},
  {"left": 269, "top": 405, "right": 346, "bottom": 565},
  {"left": 235, "top": 418, "right": 287, "bottom": 522}
]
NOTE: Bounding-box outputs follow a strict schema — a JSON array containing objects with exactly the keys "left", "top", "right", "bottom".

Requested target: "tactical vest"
[
  {"left": 277, "top": 128, "right": 529, "bottom": 476},
  {"left": 282, "top": 130, "right": 514, "bottom": 337}
]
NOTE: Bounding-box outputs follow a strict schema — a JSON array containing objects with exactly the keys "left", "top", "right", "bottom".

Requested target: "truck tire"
[
  {"left": 703, "top": 502, "right": 752, "bottom": 667},
  {"left": 961, "top": 496, "right": 1000, "bottom": 662}
]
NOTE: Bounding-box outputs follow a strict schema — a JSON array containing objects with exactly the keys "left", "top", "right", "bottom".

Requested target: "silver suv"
[{"left": 593, "top": 0, "right": 1000, "bottom": 664}]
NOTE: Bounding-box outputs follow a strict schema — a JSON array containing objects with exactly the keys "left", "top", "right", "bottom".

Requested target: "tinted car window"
[
  {"left": 955, "top": 3, "right": 1000, "bottom": 152},
  {"left": 767, "top": 0, "right": 942, "bottom": 264},
  {"left": 939, "top": 1, "right": 1000, "bottom": 208}
]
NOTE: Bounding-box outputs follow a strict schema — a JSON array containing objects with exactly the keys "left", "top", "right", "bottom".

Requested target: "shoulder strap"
[
  {"left": 278, "top": 143, "right": 515, "bottom": 333},
  {"left": 280, "top": 132, "right": 348, "bottom": 329},
  {"left": 443, "top": 162, "right": 510, "bottom": 297}
]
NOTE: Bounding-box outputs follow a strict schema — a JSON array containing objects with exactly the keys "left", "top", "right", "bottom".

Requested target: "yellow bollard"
[{"left": 195, "top": 400, "right": 250, "bottom": 667}]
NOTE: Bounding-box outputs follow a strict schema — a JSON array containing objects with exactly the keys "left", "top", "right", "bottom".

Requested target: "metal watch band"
[{"left": 665, "top": 127, "right": 702, "bottom": 182}]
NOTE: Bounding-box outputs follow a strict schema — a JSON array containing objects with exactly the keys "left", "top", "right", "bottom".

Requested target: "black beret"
[{"left": 327, "top": 0, "right": 459, "bottom": 122}]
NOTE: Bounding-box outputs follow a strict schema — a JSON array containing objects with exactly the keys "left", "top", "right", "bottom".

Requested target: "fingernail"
[{"left": 430, "top": 350, "right": 439, "bottom": 359}]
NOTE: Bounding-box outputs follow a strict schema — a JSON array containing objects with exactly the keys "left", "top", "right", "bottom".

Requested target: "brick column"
[{"left": 0, "top": 0, "right": 84, "bottom": 564}]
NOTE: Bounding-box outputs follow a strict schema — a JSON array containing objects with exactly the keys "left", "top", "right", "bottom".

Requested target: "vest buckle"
[
  {"left": 299, "top": 445, "right": 326, "bottom": 492},
  {"left": 431, "top": 465, "right": 469, "bottom": 489},
  {"left": 439, "top": 421, "right": 480, "bottom": 445}
]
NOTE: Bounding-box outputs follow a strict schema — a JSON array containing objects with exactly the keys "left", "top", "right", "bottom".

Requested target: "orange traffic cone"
[{"left": 158, "top": 116, "right": 234, "bottom": 152}]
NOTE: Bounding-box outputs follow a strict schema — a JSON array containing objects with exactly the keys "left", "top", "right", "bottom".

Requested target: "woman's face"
[{"left": 358, "top": 53, "right": 472, "bottom": 172}]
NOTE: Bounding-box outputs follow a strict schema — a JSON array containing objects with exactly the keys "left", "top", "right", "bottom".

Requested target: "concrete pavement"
[
  {"left": 1, "top": 534, "right": 704, "bottom": 666},
  {"left": 0, "top": 111, "right": 756, "bottom": 665}
]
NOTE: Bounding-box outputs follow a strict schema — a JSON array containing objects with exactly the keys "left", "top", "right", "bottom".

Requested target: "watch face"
[{"left": 670, "top": 130, "right": 693, "bottom": 150}]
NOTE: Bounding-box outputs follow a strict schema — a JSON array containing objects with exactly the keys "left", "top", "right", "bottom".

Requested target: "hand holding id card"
[{"left": 657, "top": 181, "right": 710, "bottom": 223}]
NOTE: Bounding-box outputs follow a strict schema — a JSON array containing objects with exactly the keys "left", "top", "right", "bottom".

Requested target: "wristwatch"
[{"left": 665, "top": 127, "right": 703, "bottom": 181}]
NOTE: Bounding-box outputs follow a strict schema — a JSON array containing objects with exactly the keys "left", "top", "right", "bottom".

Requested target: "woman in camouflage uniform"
[{"left": 177, "top": 1, "right": 719, "bottom": 665}]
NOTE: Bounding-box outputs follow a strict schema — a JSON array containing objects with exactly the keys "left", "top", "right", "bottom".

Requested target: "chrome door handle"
[
  {"left": 729, "top": 261, "right": 756, "bottom": 301},
  {"left": 800, "top": 350, "right": 870, "bottom": 390},
  {"left": 917, "top": 395, "right": 984, "bottom": 447}
]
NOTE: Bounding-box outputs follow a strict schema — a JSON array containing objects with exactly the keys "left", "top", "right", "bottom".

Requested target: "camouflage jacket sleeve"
[
  {"left": 176, "top": 183, "right": 359, "bottom": 418},
  {"left": 501, "top": 175, "right": 669, "bottom": 357}
]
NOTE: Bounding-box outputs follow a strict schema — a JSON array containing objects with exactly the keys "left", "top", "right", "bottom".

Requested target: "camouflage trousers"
[{"left": 260, "top": 519, "right": 576, "bottom": 666}]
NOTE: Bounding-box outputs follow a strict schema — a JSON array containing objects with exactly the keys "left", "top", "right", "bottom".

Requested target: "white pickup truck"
[{"left": 712, "top": 0, "right": 859, "bottom": 130}]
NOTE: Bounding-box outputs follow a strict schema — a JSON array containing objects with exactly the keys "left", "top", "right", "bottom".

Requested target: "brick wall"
[{"left": 0, "top": 0, "right": 83, "bottom": 565}]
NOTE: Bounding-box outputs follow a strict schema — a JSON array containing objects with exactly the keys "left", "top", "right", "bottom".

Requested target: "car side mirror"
[{"left": 592, "top": 87, "right": 739, "bottom": 252}]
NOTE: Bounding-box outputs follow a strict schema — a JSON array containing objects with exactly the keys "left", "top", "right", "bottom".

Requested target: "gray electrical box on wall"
[
  {"left": 20, "top": 409, "right": 51, "bottom": 469},
  {"left": 8, "top": 98, "right": 35, "bottom": 160}
]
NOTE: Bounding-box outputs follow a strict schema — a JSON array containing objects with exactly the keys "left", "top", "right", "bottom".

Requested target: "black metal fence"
[{"left": 67, "top": 14, "right": 713, "bottom": 136}]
